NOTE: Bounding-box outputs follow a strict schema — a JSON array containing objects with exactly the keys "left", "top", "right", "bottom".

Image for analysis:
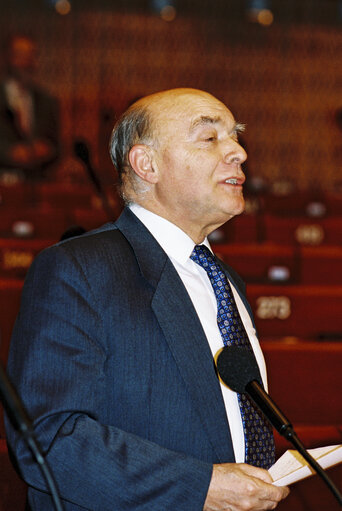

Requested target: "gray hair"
[{"left": 109, "top": 103, "right": 154, "bottom": 203}]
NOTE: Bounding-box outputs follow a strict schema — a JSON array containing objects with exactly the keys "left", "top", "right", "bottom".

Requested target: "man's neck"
[{"left": 130, "top": 200, "right": 220, "bottom": 245}]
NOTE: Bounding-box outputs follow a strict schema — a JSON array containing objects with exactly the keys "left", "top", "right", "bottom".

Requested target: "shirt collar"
[{"left": 129, "top": 203, "right": 212, "bottom": 265}]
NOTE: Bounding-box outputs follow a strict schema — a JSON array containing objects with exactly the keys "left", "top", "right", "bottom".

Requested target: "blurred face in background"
[{"left": 6, "top": 35, "right": 37, "bottom": 83}]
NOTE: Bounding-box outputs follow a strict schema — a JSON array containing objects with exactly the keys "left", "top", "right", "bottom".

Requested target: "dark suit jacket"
[
  {"left": 0, "top": 79, "right": 59, "bottom": 179},
  {"left": 6, "top": 208, "right": 256, "bottom": 510}
]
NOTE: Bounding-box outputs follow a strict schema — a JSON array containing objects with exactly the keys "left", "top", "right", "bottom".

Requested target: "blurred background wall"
[
  {"left": 1, "top": 0, "right": 342, "bottom": 190},
  {"left": 1, "top": 3, "right": 342, "bottom": 510}
]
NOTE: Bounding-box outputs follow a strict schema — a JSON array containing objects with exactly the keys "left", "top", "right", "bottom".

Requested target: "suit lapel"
[
  {"left": 152, "top": 262, "right": 235, "bottom": 462},
  {"left": 115, "top": 208, "right": 234, "bottom": 462}
]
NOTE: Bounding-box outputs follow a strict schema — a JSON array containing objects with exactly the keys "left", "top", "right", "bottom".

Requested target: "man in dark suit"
[
  {"left": 0, "top": 34, "right": 59, "bottom": 181},
  {"left": 5, "top": 88, "right": 289, "bottom": 510}
]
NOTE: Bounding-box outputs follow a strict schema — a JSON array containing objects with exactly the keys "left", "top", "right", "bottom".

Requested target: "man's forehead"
[{"left": 145, "top": 90, "right": 234, "bottom": 131}]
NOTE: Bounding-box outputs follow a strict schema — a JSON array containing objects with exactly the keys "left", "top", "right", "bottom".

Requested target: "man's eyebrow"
[
  {"left": 189, "top": 115, "right": 221, "bottom": 133},
  {"left": 189, "top": 116, "right": 246, "bottom": 135},
  {"left": 232, "top": 122, "right": 246, "bottom": 135}
]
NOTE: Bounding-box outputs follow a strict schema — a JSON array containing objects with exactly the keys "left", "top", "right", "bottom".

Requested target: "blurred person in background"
[{"left": 0, "top": 33, "right": 60, "bottom": 182}]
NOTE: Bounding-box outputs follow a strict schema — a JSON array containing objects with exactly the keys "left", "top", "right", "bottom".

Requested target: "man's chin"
[
  {"left": 215, "top": 202, "right": 245, "bottom": 227},
  {"left": 227, "top": 197, "right": 245, "bottom": 218}
]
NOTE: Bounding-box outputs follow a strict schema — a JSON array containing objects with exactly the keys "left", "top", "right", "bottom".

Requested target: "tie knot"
[{"left": 190, "top": 244, "right": 216, "bottom": 270}]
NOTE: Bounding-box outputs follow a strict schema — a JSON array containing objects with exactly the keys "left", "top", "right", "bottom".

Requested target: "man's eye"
[{"left": 204, "top": 136, "right": 216, "bottom": 142}]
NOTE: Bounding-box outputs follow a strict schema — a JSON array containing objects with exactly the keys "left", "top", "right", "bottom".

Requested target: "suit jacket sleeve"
[{"left": 5, "top": 242, "right": 212, "bottom": 511}]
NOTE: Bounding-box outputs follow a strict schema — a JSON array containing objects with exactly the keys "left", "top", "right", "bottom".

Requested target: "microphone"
[
  {"left": 0, "top": 362, "right": 64, "bottom": 511},
  {"left": 215, "top": 345, "right": 293, "bottom": 438},
  {"left": 74, "top": 140, "right": 102, "bottom": 194},
  {"left": 214, "top": 345, "right": 342, "bottom": 505},
  {"left": 73, "top": 139, "right": 113, "bottom": 219}
]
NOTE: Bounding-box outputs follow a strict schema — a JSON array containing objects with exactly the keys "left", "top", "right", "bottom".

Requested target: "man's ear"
[{"left": 128, "top": 144, "right": 158, "bottom": 184}]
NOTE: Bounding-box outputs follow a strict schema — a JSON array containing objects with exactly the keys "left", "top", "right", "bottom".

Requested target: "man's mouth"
[{"left": 225, "top": 178, "right": 238, "bottom": 185}]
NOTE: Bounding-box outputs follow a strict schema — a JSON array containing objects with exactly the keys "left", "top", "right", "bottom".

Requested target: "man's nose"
[{"left": 223, "top": 139, "right": 247, "bottom": 165}]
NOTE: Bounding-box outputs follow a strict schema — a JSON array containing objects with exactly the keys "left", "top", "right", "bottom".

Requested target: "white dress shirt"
[
  {"left": 4, "top": 78, "right": 33, "bottom": 137},
  {"left": 129, "top": 203, "right": 268, "bottom": 463}
]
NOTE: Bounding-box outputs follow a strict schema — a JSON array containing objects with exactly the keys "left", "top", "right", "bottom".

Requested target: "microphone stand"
[
  {"left": 215, "top": 346, "right": 342, "bottom": 505},
  {"left": 0, "top": 363, "right": 64, "bottom": 511},
  {"left": 287, "top": 429, "right": 342, "bottom": 505},
  {"left": 246, "top": 380, "right": 342, "bottom": 505}
]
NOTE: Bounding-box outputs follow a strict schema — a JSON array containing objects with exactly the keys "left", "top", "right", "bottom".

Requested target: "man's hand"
[
  {"left": 31, "top": 138, "right": 55, "bottom": 163},
  {"left": 8, "top": 139, "right": 55, "bottom": 168},
  {"left": 204, "top": 463, "right": 289, "bottom": 511},
  {"left": 8, "top": 142, "right": 33, "bottom": 166}
]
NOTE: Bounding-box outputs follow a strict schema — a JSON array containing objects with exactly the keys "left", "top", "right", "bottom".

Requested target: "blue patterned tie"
[{"left": 190, "top": 244, "right": 275, "bottom": 469}]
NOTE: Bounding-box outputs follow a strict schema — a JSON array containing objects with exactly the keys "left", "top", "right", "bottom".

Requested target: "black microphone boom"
[
  {"left": 215, "top": 345, "right": 342, "bottom": 505},
  {"left": 0, "top": 362, "right": 64, "bottom": 511}
]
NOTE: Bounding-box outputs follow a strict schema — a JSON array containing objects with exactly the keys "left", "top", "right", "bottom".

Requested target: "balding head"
[{"left": 109, "top": 88, "right": 224, "bottom": 203}]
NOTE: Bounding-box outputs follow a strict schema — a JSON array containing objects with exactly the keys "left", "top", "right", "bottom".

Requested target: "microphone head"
[
  {"left": 73, "top": 140, "right": 90, "bottom": 164},
  {"left": 215, "top": 345, "right": 262, "bottom": 393}
]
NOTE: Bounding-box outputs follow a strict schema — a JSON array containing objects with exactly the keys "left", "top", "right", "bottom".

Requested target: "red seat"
[
  {"left": 276, "top": 463, "right": 342, "bottom": 511},
  {"left": 0, "top": 278, "right": 22, "bottom": 436},
  {"left": 0, "top": 239, "right": 52, "bottom": 279},
  {"left": 0, "top": 183, "right": 36, "bottom": 208},
  {"left": 261, "top": 341, "right": 342, "bottom": 425},
  {"left": 37, "top": 182, "right": 96, "bottom": 209},
  {"left": 299, "top": 245, "right": 342, "bottom": 285},
  {"left": 219, "top": 212, "right": 261, "bottom": 243},
  {"left": 0, "top": 280, "right": 23, "bottom": 366},
  {"left": 213, "top": 242, "right": 342, "bottom": 285},
  {"left": 263, "top": 214, "right": 342, "bottom": 245},
  {"left": 248, "top": 284, "right": 342, "bottom": 340},
  {"left": 261, "top": 340, "right": 342, "bottom": 511},
  {"left": 322, "top": 192, "right": 342, "bottom": 216},
  {"left": 0, "top": 439, "right": 27, "bottom": 510},
  {"left": 72, "top": 208, "right": 111, "bottom": 232},
  {"left": 214, "top": 243, "right": 298, "bottom": 284},
  {"left": 0, "top": 206, "right": 70, "bottom": 240},
  {"left": 261, "top": 192, "right": 324, "bottom": 217}
]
